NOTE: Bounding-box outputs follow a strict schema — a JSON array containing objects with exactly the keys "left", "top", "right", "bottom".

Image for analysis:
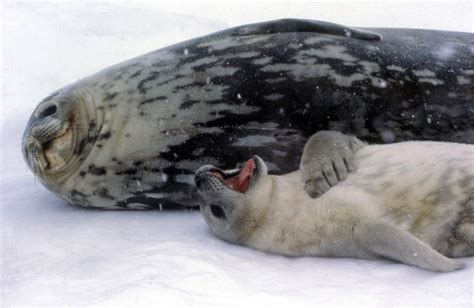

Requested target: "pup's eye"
[{"left": 210, "top": 204, "right": 226, "bottom": 219}]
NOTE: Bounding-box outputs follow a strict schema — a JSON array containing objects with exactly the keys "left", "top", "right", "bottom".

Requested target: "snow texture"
[{"left": 1, "top": 2, "right": 473, "bottom": 307}]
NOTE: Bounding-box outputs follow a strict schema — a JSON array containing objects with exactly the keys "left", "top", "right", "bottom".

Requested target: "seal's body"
[
  {"left": 22, "top": 19, "right": 474, "bottom": 209},
  {"left": 195, "top": 139, "right": 473, "bottom": 272}
]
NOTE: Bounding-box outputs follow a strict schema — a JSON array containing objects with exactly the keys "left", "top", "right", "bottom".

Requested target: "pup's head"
[{"left": 194, "top": 156, "right": 271, "bottom": 244}]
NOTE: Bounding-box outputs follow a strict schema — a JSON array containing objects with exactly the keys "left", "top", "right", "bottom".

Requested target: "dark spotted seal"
[
  {"left": 22, "top": 19, "right": 474, "bottom": 209},
  {"left": 195, "top": 134, "right": 473, "bottom": 272}
]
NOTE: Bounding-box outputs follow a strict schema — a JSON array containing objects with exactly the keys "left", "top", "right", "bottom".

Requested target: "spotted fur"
[{"left": 22, "top": 19, "right": 474, "bottom": 209}]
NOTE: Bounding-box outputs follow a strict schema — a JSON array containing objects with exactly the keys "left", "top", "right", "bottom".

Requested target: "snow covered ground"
[{"left": 1, "top": 2, "right": 473, "bottom": 307}]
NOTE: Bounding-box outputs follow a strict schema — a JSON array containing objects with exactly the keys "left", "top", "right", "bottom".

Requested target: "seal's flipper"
[
  {"left": 353, "top": 219, "right": 464, "bottom": 272},
  {"left": 228, "top": 18, "right": 382, "bottom": 41},
  {"left": 300, "top": 131, "right": 366, "bottom": 198}
]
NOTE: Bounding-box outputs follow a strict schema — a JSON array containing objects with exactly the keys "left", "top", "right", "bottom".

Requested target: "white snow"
[{"left": 1, "top": 2, "right": 473, "bottom": 307}]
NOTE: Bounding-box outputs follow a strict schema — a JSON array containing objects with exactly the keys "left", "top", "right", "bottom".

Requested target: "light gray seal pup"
[
  {"left": 195, "top": 132, "right": 473, "bottom": 272},
  {"left": 22, "top": 19, "right": 474, "bottom": 209}
]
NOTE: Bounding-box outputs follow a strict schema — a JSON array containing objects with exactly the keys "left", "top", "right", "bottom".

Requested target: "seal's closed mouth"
[
  {"left": 43, "top": 124, "right": 73, "bottom": 172},
  {"left": 211, "top": 159, "right": 256, "bottom": 193}
]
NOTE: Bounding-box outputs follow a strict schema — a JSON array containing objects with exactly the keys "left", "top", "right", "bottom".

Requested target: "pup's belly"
[{"left": 337, "top": 141, "right": 473, "bottom": 242}]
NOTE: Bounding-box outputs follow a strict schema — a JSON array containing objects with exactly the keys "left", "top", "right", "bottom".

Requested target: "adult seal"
[{"left": 22, "top": 19, "right": 474, "bottom": 210}]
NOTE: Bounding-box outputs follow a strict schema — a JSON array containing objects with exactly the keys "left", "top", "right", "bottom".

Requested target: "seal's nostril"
[
  {"left": 195, "top": 177, "right": 202, "bottom": 189},
  {"left": 39, "top": 105, "right": 57, "bottom": 118}
]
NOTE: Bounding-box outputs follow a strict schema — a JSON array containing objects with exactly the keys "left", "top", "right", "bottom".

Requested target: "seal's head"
[
  {"left": 194, "top": 156, "right": 272, "bottom": 244},
  {"left": 22, "top": 86, "right": 102, "bottom": 195}
]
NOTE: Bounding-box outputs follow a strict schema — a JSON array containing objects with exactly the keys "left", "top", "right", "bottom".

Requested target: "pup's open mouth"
[{"left": 211, "top": 159, "right": 256, "bottom": 193}]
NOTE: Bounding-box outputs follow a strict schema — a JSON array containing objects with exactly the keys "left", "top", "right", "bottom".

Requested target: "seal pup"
[
  {"left": 23, "top": 19, "right": 474, "bottom": 209},
  {"left": 195, "top": 135, "right": 473, "bottom": 272}
]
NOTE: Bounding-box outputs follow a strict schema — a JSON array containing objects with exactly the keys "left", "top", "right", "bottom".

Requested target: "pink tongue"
[{"left": 225, "top": 159, "right": 256, "bottom": 193}]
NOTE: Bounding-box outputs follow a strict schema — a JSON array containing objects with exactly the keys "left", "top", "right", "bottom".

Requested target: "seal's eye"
[
  {"left": 210, "top": 204, "right": 226, "bottom": 219},
  {"left": 39, "top": 105, "right": 57, "bottom": 118}
]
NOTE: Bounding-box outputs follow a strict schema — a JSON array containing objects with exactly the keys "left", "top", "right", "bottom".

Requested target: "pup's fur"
[{"left": 195, "top": 133, "right": 473, "bottom": 272}]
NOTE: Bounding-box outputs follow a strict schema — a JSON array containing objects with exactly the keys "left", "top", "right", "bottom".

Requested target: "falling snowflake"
[
  {"left": 380, "top": 130, "right": 396, "bottom": 143},
  {"left": 435, "top": 44, "right": 455, "bottom": 60}
]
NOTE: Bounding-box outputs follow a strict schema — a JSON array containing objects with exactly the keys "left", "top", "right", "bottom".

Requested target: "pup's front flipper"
[
  {"left": 353, "top": 219, "right": 464, "bottom": 272},
  {"left": 300, "top": 131, "right": 365, "bottom": 198}
]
